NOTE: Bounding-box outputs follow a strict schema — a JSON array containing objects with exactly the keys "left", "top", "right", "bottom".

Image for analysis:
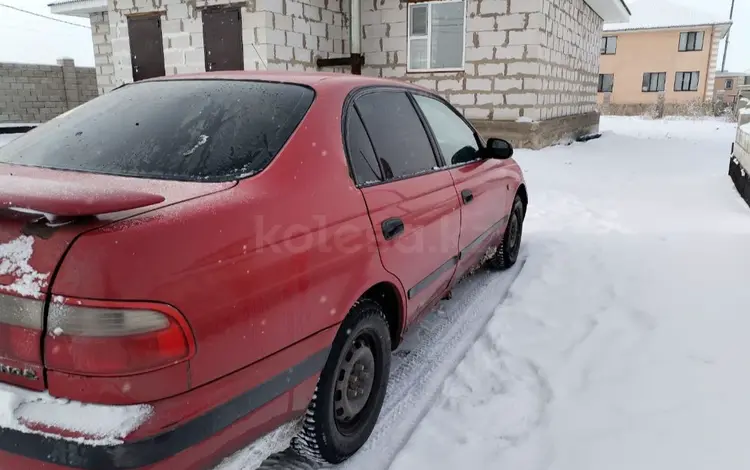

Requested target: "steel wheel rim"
[
  {"left": 507, "top": 208, "right": 522, "bottom": 260},
  {"left": 334, "top": 330, "right": 378, "bottom": 435}
]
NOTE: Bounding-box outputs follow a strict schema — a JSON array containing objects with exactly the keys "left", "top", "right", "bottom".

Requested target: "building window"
[
  {"left": 679, "top": 31, "right": 704, "bottom": 51},
  {"left": 408, "top": 1, "right": 466, "bottom": 71},
  {"left": 745, "top": 76, "right": 750, "bottom": 86},
  {"left": 642, "top": 72, "right": 666, "bottom": 92},
  {"left": 725, "top": 79, "right": 734, "bottom": 89},
  {"left": 675, "top": 71, "right": 700, "bottom": 92},
  {"left": 600, "top": 36, "right": 617, "bottom": 54},
  {"left": 598, "top": 74, "right": 614, "bottom": 93}
]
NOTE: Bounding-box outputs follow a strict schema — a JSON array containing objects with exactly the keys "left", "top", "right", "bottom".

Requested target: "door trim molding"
[
  {"left": 407, "top": 213, "right": 510, "bottom": 300},
  {"left": 407, "top": 255, "right": 458, "bottom": 300}
]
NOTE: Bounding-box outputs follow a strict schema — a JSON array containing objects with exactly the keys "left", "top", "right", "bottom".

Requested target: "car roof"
[{"left": 143, "top": 70, "right": 424, "bottom": 92}]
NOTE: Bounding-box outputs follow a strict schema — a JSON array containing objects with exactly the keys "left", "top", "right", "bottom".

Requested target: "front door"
[
  {"left": 127, "top": 15, "right": 166, "bottom": 82},
  {"left": 202, "top": 7, "right": 244, "bottom": 72},
  {"left": 411, "top": 93, "right": 512, "bottom": 277},
  {"left": 348, "top": 89, "right": 461, "bottom": 322}
]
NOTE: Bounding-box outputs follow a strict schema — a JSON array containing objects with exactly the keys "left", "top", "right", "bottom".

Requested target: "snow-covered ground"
[
  {"left": 0, "top": 133, "right": 22, "bottom": 147},
  {"left": 391, "top": 116, "right": 750, "bottom": 470}
]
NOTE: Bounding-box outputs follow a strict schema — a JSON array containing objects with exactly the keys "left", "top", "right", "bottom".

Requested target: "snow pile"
[
  {"left": 0, "top": 382, "right": 153, "bottom": 445},
  {"left": 605, "top": 0, "right": 727, "bottom": 31},
  {"left": 391, "top": 116, "right": 750, "bottom": 470},
  {"left": 0, "top": 134, "right": 22, "bottom": 148},
  {"left": 0, "top": 235, "right": 49, "bottom": 298}
]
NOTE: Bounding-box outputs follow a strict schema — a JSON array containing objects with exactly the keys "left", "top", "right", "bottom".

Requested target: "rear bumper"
[{"left": 0, "top": 328, "right": 336, "bottom": 469}]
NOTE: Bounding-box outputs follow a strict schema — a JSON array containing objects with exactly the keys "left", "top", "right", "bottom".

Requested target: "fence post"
[{"left": 57, "top": 58, "right": 80, "bottom": 112}]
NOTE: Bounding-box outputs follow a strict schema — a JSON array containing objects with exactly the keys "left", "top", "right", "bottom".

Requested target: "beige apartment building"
[
  {"left": 713, "top": 71, "right": 750, "bottom": 105},
  {"left": 597, "top": 0, "right": 731, "bottom": 114}
]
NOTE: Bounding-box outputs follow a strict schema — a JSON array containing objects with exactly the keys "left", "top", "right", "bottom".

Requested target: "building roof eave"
[
  {"left": 584, "top": 0, "right": 631, "bottom": 23},
  {"left": 605, "top": 21, "right": 732, "bottom": 37},
  {"left": 48, "top": 0, "right": 107, "bottom": 18}
]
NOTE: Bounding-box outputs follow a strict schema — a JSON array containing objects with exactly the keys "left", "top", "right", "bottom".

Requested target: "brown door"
[
  {"left": 127, "top": 15, "right": 166, "bottom": 81},
  {"left": 202, "top": 7, "right": 244, "bottom": 72}
]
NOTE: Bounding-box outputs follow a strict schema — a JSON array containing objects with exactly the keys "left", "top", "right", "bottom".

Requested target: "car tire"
[
  {"left": 292, "top": 299, "right": 392, "bottom": 464},
  {"left": 489, "top": 195, "right": 525, "bottom": 270}
]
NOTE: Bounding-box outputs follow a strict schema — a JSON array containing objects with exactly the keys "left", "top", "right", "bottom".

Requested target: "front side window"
[
  {"left": 642, "top": 72, "right": 666, "bottom": 92},
  {"left": 0, "top": 80, "right": 314, "bottom": 181},
  {"left": 601, "top": 36, "right": 617, "bottom": 55},
  {"left": 725, "top": 79, "right": 734, "bottom": 90},
  {"left": 598, "top": 74, "right": 614, "bottom": 93},
  {"left": 413, "top": 94, "right": 480, "bottom": 166},
  {"left": 679, "top": 31, "right": 704, "bottom": 51},
  {"left": 408, "top": 1, "right": 465, "bottom": 71},
  {"left": 675, "top": 71, "right": 700, "bottom": 92},
  {"left": 354, "top": 91, "right": 438, "bottom": 180}
]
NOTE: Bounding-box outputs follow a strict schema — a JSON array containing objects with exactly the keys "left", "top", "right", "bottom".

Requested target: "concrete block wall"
[
  {"left": 0, "top": 59, "right": 98, "bottom": 123},
  {"left": 91, "top": 12, "right": 116, "bottom": 94},
  {"left": 263, "top": 0, "right": 350, "bottom": 71},
  {"left": 360, "top": 0, "right": 600, "bottom": 123},
  {"left": 538, "top": 0, "right": 601, "bottom": 120},
  {"left": 107, "top": 0, "right": 269, "bottom": 86},
  {"left": 105, "top": 0, "right": 349, "bottom": 87}
]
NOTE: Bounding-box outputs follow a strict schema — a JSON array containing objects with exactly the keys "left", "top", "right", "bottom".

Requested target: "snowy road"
[{"left": 220, "top": 116, "right": 750, "bottom": 470}]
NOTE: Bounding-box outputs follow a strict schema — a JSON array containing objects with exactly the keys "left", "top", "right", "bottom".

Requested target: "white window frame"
[{"left": 407, "top": 0, "right": 467, "bottom": 73}]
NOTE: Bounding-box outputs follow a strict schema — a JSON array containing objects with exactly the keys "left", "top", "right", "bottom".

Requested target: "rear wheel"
[
  {"left": 489, "top": 195, "right": 525, "bottom": 270},
  {"left": 292, "top": 299, "right": 391, "bottom": 464}
]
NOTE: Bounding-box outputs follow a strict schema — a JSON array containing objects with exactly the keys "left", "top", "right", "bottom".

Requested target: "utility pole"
[{"left": 721, "top": 0, "right": 735, "bottom": 72}]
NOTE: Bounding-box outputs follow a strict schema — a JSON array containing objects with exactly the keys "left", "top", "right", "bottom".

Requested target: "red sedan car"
[{"left": 0, "top": 72, "right": 527, "bottom": 469}]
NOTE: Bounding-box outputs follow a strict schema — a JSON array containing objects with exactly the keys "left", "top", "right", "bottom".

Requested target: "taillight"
[
  {"left": 0, "top": 294, "right": 43, "bottom": 364},
  {"left": 45, "top": 298, "right": 194, "bottom": 376}
]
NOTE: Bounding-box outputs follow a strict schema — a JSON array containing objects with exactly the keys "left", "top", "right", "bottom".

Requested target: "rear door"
[
  {"left": 202, "top": 7, "right": 244, "bottom": 72},
  {"left": 411, "top": 93, "right": 513, "bottom": 277},
  {"left": 127, "top": 15, "right": 166, "bottom": 82},
  {"left": 349, "top": 89, "right": 461, "bottom": 323}
]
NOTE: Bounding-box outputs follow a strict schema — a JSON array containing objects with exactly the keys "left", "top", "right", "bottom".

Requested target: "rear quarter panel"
[{"left": 51, "top": 84, "right": 402, "bottom": 390}]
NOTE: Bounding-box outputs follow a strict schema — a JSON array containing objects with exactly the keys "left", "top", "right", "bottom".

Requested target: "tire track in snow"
[{"left": 242, "top": 256, "right": 526, "bottom": 470}]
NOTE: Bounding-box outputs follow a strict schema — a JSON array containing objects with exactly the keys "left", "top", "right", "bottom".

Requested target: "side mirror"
[{"left": 485, "top": 138, "right": 514, "bottom": 159}]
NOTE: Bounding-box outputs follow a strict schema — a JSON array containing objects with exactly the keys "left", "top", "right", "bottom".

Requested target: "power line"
[{"left": 0, "top": 3, "right": 91, "bottom": 29}]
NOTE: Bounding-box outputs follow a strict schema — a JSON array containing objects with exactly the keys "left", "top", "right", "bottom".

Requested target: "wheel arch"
[
  {"left": 516, "top": 183, "right": 528, "bottom": 215},
  {"left": 359, "top": 282, "right": 405, "bottom": 350}
]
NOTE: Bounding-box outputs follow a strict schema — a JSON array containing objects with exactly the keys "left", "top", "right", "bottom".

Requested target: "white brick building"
[{"left": 50, "top": 0, "right": 630, "bottom": 148}]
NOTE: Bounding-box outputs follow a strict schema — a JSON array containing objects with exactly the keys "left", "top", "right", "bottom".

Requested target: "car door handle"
[
  {"left": 461, "top": 189, "right": 474, "bottom": 204},
  {"left": 382, "top": 218, "right": 405, "bottom": 240}
]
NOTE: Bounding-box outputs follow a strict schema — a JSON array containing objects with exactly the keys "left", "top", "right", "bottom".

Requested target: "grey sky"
[{"left": 0, "top": 0, "right": 747, "bottom": 71}]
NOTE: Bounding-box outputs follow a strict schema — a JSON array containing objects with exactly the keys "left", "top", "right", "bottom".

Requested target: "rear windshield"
[{"left": 0, "top": 80, "right": 314, "bottom": 182}]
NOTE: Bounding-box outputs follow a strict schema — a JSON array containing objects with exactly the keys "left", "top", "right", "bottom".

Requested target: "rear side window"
[
  {"left": 346, "top": 111, "right": 383, "bottom": 185},
  {"left": 0, "top": 80, "right": 314, "bottom": 182},
  {"left": 354, "top": 91, "right": 437, "bottom": 180}
]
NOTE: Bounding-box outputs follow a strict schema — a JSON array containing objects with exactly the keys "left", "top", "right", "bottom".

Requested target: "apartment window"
[
  {"left": 598, "top": 74, "right": 614, "bottom": 92},
  {"left": 408, "top": 1, "right": 466, "bottom": 71},
  {"left": 675, "top": 71, "right": 700, "bottom": 91},
  {"left": 725, "top": 79, "right": 734, "bottom": 89},
  {"left": 600, "top": 36, "right": 617, "bottom": 54},
  {"left": 642, "top": 72, "right": 666, "bottom": 92},
  {"left": 679, "top": 31, "right": 704, "bottom": 51}
]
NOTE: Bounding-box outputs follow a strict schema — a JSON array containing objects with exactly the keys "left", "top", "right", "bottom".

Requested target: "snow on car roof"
[{"left": 604, "top": 0, "right": 731, "bottom": 32}]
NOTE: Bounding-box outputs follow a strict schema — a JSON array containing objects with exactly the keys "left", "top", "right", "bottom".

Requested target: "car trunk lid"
[{"left": 0, "top": 164, "right": 235, "bottom": 391}]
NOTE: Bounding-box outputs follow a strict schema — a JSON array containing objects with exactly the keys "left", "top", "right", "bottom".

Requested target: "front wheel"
[
  {"left": 292, "top": 299, "right": 391, "bottom": 464},
  {"left": 489, "top": 195, "right": 525, "bottom": 270}
]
